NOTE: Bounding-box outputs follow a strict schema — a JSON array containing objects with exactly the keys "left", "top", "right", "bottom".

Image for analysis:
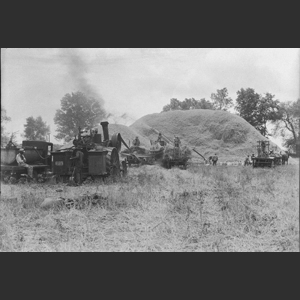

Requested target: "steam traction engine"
[{"left": 51, "top": 121, "right": 127, "bottom": 183}]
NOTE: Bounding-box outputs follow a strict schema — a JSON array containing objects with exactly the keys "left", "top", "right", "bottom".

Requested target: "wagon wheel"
[{"left": 106, "top": 148, "right": 121, "bottom": 178}]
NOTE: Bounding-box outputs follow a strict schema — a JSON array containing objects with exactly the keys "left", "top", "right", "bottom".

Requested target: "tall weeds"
[{"left": 0, "top": 164, "right": 298, "bottom": 252}]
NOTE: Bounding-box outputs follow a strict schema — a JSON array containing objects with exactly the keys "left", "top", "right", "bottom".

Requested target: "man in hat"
[
  {"left": 70, "top": 148, "right": 84, "bottom": 184},
  {"left": 132, "top": 136, "right": 140, "bottom": 147},
  {"left": 16, "top": 148, "right": 34, "bottom": 178},
  {"left": 212, "top": 153, "right": 218, "bottom": 166},
  {"left": 244, "top": 155, "right": 250, "bottom": 166},
  {"left": 261, "top": 141, "right": 266, "bottom": 154},
  {"left": 173, "top": 135, "right": 181, "bottom": 147},
  {"left": 156, "top": 132, "right": 162, "bottom": 143}
]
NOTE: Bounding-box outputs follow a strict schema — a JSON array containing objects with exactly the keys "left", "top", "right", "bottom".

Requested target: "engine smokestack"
[{"left": 101, "top": 121, "right": 109, "bottom": 141}]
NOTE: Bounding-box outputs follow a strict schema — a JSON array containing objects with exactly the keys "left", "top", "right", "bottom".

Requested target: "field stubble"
[{"left": 0, "top": 162, "right": 299, "bottom": 252}]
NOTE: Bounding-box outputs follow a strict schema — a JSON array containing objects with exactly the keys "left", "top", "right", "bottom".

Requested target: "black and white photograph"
[{"left": 1, "top": 48, "right": 299, "bottom": 252}]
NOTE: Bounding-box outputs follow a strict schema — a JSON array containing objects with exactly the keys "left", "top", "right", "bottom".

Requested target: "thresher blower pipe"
[
  {"left": 120, "top": 136, "right": 130, "bottom": 150},
  {"left": 151, "top": 127, "right": 173, "bottom": 144},
  {"left": 192, "top": 148, "right": 207, "bottom": 162}
]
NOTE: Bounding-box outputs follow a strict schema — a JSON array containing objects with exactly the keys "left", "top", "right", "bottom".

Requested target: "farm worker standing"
[
  {"left": 244, "top": 155, "right": 250, "bottom": 166},
  {"left": 212, "top": 153, "right": 218, "bottom": 166},
  {"left": 261, "top": 141, "right": 266, "bottom": 154},
  {"left": 156, "top": 132, "right": 162, "bottom": 143},
  {"left": 16, "top": 148, "right": 34, "bottom": 178},
  {"left": 70, "top": 148, "right": 84, "bottom": 184},
  {"left": 174, "top": 136, "right": 181, "bottom": 147},
  {"left": 132, "top": 136, "right": 140, "bottom": 147}
]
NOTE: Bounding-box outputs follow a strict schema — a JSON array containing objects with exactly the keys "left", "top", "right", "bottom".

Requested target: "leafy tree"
[
  {"left": 1, "top": 106, "right": 11, "bottom": 146},
  {"left": 54, "top": 91, "right": 106, "bottom": 142},
  {"left": 255, "top": 92, "right": 281, "bottom": 136},
  {"left": 24, "top": 116, "right": 50, "bottom": 141},
  {"left": 235, "top": 88, "right": 280, "bottom": 136},
  {"left": 198, "top": 98, "right": 214, "bottom": 109},
  {"left": 162, "top": 97, "right": 214, "bottom": 112},
  {"left": 271, "top": 99, "right": 300, "bottom": 149},
  {"left": 210, "top": 88, "right": 233, "bottom": 111},
  {"left": 170, "top": 98, "right": 182, "bottom": 110}
]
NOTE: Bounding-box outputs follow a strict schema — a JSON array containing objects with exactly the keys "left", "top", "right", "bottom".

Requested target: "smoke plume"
[
  {"left": 57, "top": 49, "right": 136, "bottom": 125},
  {"left": 58, "top": 48, "right": 105, "bottom": 106}
]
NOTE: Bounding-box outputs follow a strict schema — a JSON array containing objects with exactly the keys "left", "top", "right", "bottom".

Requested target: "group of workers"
[
  {"left": 244, "top": 154, "right": 255, "bottom": 166},
  {"left": 133, "top": 133, "right": 182, "bottom": 147},
  {"left": 208, "top": 154, "right": 219, "bottom": 166},
  {"left": 155, "top": 132, "right": 181, "bottom": 147}
]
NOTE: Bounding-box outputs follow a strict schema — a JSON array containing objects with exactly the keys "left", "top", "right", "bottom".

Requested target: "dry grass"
[{"left": 0, "top": 162, "right": 298, "bottom": 252}]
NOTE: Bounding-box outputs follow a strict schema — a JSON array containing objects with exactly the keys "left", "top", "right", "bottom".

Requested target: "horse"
[{"left": 281, "top": 151, "right": 290, "bottom": 165}]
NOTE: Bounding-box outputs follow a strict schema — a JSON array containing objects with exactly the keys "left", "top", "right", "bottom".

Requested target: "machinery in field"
[
  {"left": 149, "top": 139, "right": 166, "bottom": 162},
  {"left": 121, "top": 145, "right": 154, "bottom": 167},
  {"left": 0, "top": 121, "right": 127, "bottom": 184},
  {"left": 1, "top": 138, "right": 53, "bottom": 183},
  {"left": 252, "top": 140, "right": 282, "bottom": 168},
  {"left": 149, "top": 132, "right": 192, "bottom": 169},
  {"left": 162, "top": 143, "right": 191, "bottom": 169},
  {"left": 120, "top": 128, "right": 192, "bottom": 170},
  {"left": 51, "top": 121, "right": 127, "bottom": 183}
]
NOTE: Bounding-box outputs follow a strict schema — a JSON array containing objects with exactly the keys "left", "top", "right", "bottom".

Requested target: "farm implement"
[{"left": 252, "top": 140, "right": 282, "bottom": 168}]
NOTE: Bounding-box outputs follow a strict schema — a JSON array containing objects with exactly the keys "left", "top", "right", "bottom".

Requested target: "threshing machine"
[{"left": 252, "top": 140, "right": 281, "bottom": 168}]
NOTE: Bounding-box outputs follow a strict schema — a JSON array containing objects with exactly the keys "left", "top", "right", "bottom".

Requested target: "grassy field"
[{"left": 0, "top": 161, "right": 299, "bottom": 252}]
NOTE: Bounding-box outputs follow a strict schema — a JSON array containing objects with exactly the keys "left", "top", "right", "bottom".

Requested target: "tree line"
[
  {"left": 161, "top": 87, "right": 300, "bottom": 149},
  {"left": 1, "top": 91, "right": 106, "bottom": 147},
  {"left": 1, "top": 88, "right": 299, "bottom": 150}
]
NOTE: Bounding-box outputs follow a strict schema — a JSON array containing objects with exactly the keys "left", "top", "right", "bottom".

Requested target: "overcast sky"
[{"left": 1, "top": 48, "right": 299, "bottom": 144}]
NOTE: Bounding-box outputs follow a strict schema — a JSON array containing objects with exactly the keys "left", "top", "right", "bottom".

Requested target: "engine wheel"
[{"left": 110, "top": 133, "right": 122, "bottom": 152}]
